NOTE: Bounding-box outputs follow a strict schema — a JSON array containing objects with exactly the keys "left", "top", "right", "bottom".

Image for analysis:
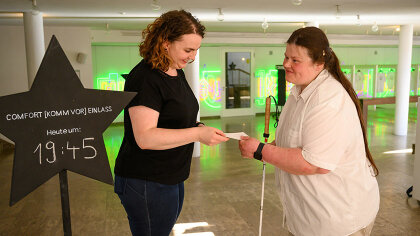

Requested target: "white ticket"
[{"left": 225, "top": 132, "right": 248, "bottom": 140}]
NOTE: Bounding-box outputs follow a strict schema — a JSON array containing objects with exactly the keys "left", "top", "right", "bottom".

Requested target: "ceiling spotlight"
[
  {"left": 356, "top": 14, "right": 361, "bottom": 26},
  {"left": 291, "top": 0, "right": 303, "bottom": 6},
  {"left": 335, "top": 5, "right": 341, "bottom": 19},
  {"left": 261, "top": 18, "right": 269, "bottom": 32},
  {"left": 31, "top": 0, "right": 40, "bottom": 14},
  {"left": 150, "top": 0, "right": 161, "bottom": 11},
  {"left": 217, "top": 8, "right": 224, "bottom": 21},
  {"left": 371, "top": 22, "right": 379, "bottom": 32}
]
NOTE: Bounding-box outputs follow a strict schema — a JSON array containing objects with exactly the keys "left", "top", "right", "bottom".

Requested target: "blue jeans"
[{"left": 114, "top": 175, "right": 184, "bottom": 236}]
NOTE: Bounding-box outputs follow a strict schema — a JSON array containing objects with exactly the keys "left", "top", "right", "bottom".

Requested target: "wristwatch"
[
  {"left": 253, "top": 142, "right": 265, "bottom": 161},
  {"left": 195, "top": 122, "right": 205, "bottom": 127}
]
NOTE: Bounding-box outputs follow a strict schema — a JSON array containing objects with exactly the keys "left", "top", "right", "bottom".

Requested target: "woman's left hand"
[{"left": 238, "top": 136, "right": 260, "bottom": 159}]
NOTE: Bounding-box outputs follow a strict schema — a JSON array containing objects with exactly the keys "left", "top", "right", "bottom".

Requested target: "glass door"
[{"left": 221, "top": 50, "right": 254, "bottom": 117}]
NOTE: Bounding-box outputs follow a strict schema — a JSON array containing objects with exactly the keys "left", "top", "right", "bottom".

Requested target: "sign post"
[{"left": 0, "top": 36, "right": 136, "bottom": 235}]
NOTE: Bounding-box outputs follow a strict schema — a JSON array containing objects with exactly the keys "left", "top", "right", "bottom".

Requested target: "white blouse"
[{"left": 275, "top": 69, "right": 380, "bottom": 236}]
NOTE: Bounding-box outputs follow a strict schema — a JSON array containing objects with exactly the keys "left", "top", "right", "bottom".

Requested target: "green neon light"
[
  {"left": 255, "top": 69, "right": 278, "bottom": 107},
  {"left": 95, "top": 72, "right": 128, "bottom": 91},
  {"left": 378, "top": 68, "right": 396, "bottom": 73},
  {"left": 355, "top": 68, "right": 375, "bottom": 98},
  {"left": 376, "top": 67, "right": 396, "bottom": 98},
  {"left": 341, "top": 68, "right": 351, "bottom": 74},
  {"left": 94, "top": 72, "right": 129, "bottom": 120},
  {"left": 200, "top": 70, "right": 222, "bottom": 110}
]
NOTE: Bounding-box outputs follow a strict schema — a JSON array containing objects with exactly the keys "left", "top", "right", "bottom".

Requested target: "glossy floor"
[{"left": 0, "top": 104, "right": 419, "bottom": 235}]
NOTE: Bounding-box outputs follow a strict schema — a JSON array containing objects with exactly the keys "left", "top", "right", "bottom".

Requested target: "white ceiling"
[{"left": 1, "top": 0, "right": 420, "bottom": 35}]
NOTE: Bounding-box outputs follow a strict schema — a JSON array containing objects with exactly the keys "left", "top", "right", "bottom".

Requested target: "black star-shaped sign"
[{"left": 0, "top": 36, "right": 136, "bottom": 206}]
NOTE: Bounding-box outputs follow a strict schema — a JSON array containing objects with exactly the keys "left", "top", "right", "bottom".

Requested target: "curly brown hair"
[{"left": 139, "top": 10, "right": 206, "bottom": 72}]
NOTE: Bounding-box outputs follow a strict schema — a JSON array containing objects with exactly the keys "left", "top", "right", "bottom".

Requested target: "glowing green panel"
[
  {"left": 341, "top": 68, "right": 352, "bottom": 74},
  {"left": 199, "top": 68, "right": 222, "bottom": 110},
  {"left": 376, "top": 67, "right": 396, "bottom": 98},
  {"left": 255, "top": 69, "right": 279, "bottom": 107},
  {"left": 354, "top": 68, "right": 375, "bottom": 98},
  {"left": 410, "top": 67, "right": 418, "bottom": 96},
  {"left": 94, "top": 72, "right": 129, "bottom": 123},
  {"left": 95, "top": 72, "right": 128, "bottom": 91}
]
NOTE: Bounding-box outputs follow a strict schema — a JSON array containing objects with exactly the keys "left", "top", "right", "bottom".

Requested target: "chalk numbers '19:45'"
[{"left": 33, "top": 137, "right": 97, "bottom": 165}]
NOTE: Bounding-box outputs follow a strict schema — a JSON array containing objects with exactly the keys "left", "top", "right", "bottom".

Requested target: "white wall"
[
  {"left": 44, "top": 26, "right": 93, "bottom": 89},
  {"left": 0, "top": 26, "right": 29, "bottom": 96},
  {"left": 92, "top": 45, "right": 141, "bottom": 80},
  {"left": 0, "top": 26, "right": 93, "bottom": 97},
  {"left": 0, "top": 26, "right": 92, "bottom": 143}
]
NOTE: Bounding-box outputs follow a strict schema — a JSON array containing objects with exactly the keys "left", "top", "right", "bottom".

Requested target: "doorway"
[{"left": 221, "top": 50, "right": 254, "bottom": 117}]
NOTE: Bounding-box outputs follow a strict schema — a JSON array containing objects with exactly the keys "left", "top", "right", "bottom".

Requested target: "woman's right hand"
[{"left": 198, "top": 126, "right": 229, "bottom": 146}]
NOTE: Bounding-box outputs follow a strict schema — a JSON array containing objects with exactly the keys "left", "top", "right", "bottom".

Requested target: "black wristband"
[
  {"left": 253, "top": 142, "right": 265, "bottom": 161},
  {"left": 195, "top": 122, "right": 205, "bottom": 127}
]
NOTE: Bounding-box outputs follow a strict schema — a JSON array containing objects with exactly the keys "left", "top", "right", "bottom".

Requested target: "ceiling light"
[
  {"left": 291, "top": 0, "right": 303, "bottom": 6},
  {"left": 371, "top": 22, "right": 379, "bottom": 32},
  {"left": 396, "top": 27, "right": 400, "bottom": 32},
  {"left": 356, "top": 14, "right": 361, "bottom": 26},
  {"left": 150, "top": 0, "right": 161, "bottom": 11},
  {"left": 261, "top": 18, "right": 269, "bottom": 32},
  {"left": 335, "top": 5, "right": 341, "bottom": 19},
  {"left": 217, "top": 8, "right": 224, "bottom": 21},
  {"left": 30, "top": 0, "right": 40, "bottom": 14}
]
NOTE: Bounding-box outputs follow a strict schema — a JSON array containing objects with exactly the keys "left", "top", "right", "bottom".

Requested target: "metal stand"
[{"left": 59, "top": 170, "right": 72, "bottom": 236}]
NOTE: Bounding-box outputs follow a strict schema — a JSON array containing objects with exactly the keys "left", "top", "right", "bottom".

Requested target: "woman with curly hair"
[{"left": 114, "top": 10, "right": 229, "bottom": 236}]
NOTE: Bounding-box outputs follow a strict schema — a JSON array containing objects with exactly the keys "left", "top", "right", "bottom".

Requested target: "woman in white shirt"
[{"left": 239, "top": 27, "right": 380, "bottom": 236}]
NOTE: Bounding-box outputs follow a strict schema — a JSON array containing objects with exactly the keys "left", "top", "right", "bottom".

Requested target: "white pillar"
[
  {"left": 184, "top": 50, "right": 201, "bottom": 157},
  {"left": 23, "top": 11, "right": 45, "bottom": 88},
  {"left": 305, "top": 22, "right": 319, "bottom": 28},
  {"left": 395, "top": 24, "right": 413, "bottom": 136}
]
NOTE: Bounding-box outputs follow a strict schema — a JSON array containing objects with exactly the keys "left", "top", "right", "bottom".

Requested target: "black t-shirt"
[{"left": 114, "top": 60, "right": 199, "bottom": 185}]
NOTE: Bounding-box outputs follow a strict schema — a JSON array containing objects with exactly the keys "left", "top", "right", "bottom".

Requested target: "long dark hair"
[
  {"left": 139, "top": 10, "right": 206, "bottom": 71},
  {"left": 287, "top": 27, "right": 378, "bottom": 176}
]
